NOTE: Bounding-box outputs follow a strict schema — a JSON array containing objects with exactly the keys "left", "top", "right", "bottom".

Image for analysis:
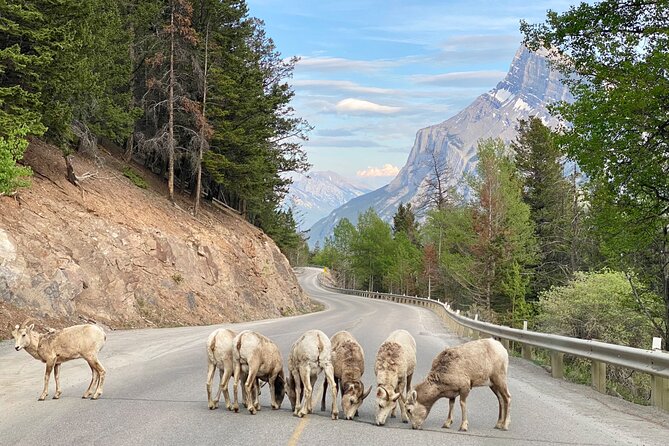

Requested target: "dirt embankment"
[{"left": 0, "top": 140, "right": 316, "bottom": 339}]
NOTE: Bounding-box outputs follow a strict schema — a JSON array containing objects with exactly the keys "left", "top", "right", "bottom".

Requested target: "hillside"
[{"left": 0, "top": 140, "right": 316, "bottom": 339}]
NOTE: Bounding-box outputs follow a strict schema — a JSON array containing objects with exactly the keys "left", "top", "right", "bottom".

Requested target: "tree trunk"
[
  {"left": 167, "top": 1, "right": 175, "bottom": 202},
  {"left": 194, "top": 24, "right": 209, "bottom": 216}
]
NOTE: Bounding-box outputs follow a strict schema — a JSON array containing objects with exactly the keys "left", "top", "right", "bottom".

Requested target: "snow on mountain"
[
  {"left": 308, "top": 46, "right": 572, "bottom": 248},
  {"left": 284, "top": 171, "right": 372, "bottom": 231}
]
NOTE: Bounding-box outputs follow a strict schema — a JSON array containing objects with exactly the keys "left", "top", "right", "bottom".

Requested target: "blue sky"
[{"left": 247, "top": 0, "right": 575, "bottom": 188}]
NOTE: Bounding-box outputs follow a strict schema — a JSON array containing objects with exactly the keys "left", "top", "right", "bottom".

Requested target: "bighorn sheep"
[
  {"left": 232, "top": 330, "right": 286, "bottom": 414},
  {"left": 321, "top": 330, "right": 371, "bottom": 420},
  {"left": 405, "top": 338, "right": 511, "bottom": 432},
  {"left": 374, "top": 329, "right": 416, "bottom": 426},
  {"left": 287, "top": 329, "right": 338, "bottom": 419},
  {"left": 11, "top": 322, "right": 106, "bottom": 400},
  {"left": 206, "top": 328, "right": 237, "bottom": 410}
]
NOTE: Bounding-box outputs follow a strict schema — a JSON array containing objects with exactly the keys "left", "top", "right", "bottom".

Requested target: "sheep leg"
[
  {"left": 221, "top": 365, "right": 234, "bottom": 410},
  {"left": 253, "top": 378, "right": 261, "bottom": 411},
  {"left": 39, "top": 361, "right": 54, "bottom": 401},
  {"left": 308, "top": 372, "right": 318, "bottom": 414},
  {"left": 292, "top": 369, "right": 303, "bottom": 416},
  {"left": 442, "top": 398, "right": 456, "bottom": 428},
  {"left": 213, "top": 368, "right": 225, "bottom": 409},
  {"left": 398, "top": 377, "right": 409, "bottom": 423},
  {"left": 321, "top": 374, "right": 328, "bottom": 412},
  {"left": 244, "top": 366, "right": 258, "bottom": 415},
  {"left": 324, "top": 364, "right": 339, "bottom": 420},
  {"left": 53, "top": 363, "right": 62, "bottom": 399},
  {"left": 458, "top": 390, "right": 470, "bottom": 432},
  {"left": 232, "top": 361, "right": 242, "bottom": 412},
  {"left": 91, "top": 357, "right": 106, "bottom": 399},
  {"left": 490, "top": 385, "right": 504, "bottom": 428},
  {"left": 498, "top": 381, "right": 511, "bottom": 430},
  {"left": 82, "top": 360, "right": 98, "bottom": 398},
  {"left": 206, "top": 362, "right": 217, "bottom": 409},
  {"left": 297, "top": 366, "right": 312, "bottom": 418},
  {"left": 269, "top": 375, "right": 280, "bottom": 410}
]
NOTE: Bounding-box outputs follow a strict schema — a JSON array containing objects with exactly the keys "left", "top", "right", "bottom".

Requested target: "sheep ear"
[
  {"left": 376, "top": 387, "right": 385, "bottom": 399},
  {"left": 410, "top": 389, "right": 417, "bottom": 401}
]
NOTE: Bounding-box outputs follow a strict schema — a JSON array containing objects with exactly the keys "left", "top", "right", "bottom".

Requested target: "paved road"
[{"left": 2, "top": 267, "right": 669, "bottom": 445}]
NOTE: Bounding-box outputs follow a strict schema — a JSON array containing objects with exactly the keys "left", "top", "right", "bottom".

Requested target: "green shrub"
[
  {"left": 0, "top": 127, "right": 32, "bottom": 195},
  {"left": 122, "top": 166, "right": 147, "bottom": 189}
]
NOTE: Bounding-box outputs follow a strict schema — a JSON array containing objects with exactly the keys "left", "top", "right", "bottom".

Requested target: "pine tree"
[{"left": 512, "top": 117, "right": 572, "bottom": 296}]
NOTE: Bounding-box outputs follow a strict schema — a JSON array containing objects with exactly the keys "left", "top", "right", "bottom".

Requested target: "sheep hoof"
[
  {"left": 226, "top": 404, "right": 233, "bottom": 411},
  {"left": 248, "top": 407, "right": 257, "bottom": 415},
  {"left": 271, "top": 403, "right": 279, "bottom": 410},
  {"left": 38, "top": 395, "right": 47, "bottom": 401},
  {"left": 297, "top": 410, "right": 306, "bottom": 418},
  {"left": 53, "top": 394, "right": 61, "bottom": 400},
  {"left": 442, "top": 421, "right": 453, "bottom": 429},
  {"left": 459, "top": 424, "right": 468, "bottom": 432},
  {"left": 332, "top": 412, "right": 339, "bottom": 420}
]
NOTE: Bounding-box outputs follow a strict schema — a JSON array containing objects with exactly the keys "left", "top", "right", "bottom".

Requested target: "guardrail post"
[
  {"left": 651, "top": 376, "right": 669, "bottom": 411},
  {"left": 521, "top": 321, "right": 532, "bottom": 361},
  {"left": 501, "top": 339, "right": 510, "bottom": 351},
  {"left": 550, "top": 351, "right": 564, "bottom": 379},
  {"left": 591, "top": 361, "right": 606, "bottom": 394}
]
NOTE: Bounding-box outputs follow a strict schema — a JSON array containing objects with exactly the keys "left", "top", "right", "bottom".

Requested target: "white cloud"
[
  {"left": 292, "top": 79, "right": 396, "bottom": 95},
  {"left": 357, "top": 164, "right": 401, "bottom": 177},
  {"left": 412, "top": 70, "right": 507, "bottom": 86},
  {"left": 335, "top": 98, "right": 401, "bottom": 115}
]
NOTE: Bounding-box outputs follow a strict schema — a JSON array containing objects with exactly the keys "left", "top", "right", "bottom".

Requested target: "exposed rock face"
[
  {"left": 0, "top": 140, "right": 314, "bottom": 337},
  {"left": 308, "top": 46, "right": 572, "bottom": 247}
]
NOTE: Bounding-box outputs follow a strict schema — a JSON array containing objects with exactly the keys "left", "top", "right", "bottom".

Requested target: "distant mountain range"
[
  {"left": 307, "top": 46, "right": 572, "bottom": 248},
  {"left": 284, "top": 171, "right": 372, "bottom": 231}
]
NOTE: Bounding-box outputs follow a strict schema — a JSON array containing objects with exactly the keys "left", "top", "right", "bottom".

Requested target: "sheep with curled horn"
[
  {"left": 11, "top": 321, "right": 106, "bottom": 400},
  {"left": 404, "top": 338, "right": 511, "bottom": 432},
  {"left": 321, "top": 330, "right": 371, "bottom": 420},
  {"left": 374, "top": 329, "right": 416, "bottom": 426}
]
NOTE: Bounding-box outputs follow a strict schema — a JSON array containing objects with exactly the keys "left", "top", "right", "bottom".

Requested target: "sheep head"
[
  {"left": 375, "top": 385, "right": 400, "bottom": 426},
  {"left": 341, "top": 380, "right": 372, "bottom": 420},
  {"left": 405, "top": 389, "right": 429, "bottom": 430},
  {"left": 12, "top": 323, "right": 34, "bottom": 352}
]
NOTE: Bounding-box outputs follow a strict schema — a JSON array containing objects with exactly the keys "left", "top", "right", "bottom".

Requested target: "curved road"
[{"left": 1, "top": 267, "right": 669, "bottom": 445}]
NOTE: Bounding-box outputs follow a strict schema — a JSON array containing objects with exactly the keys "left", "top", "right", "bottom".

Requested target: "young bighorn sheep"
[
  {"left": 374, "top": 329, "right": 416, "bottom": 426},
  {"left": 206, "top": 328, "right": 237, "bottom": 410},
  {"left": 405, "top": 338, "right": 511, "bottom": 432},
  {"left": 287, "top": 329, "right": 338, "bottom": 419},
  {"left": 321, "top": 330, "right": 371, "bottom": 420},
  {"left": 232, "top": 330, "right": 286, "bottom": 414},
  {"left": 11, "top": 322, "right": 106, "bottom": 400}
]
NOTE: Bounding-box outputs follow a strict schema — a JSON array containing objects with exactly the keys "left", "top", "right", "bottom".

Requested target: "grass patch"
[{"left": 122, "top": 166, "right": 148, "bottom": 189}]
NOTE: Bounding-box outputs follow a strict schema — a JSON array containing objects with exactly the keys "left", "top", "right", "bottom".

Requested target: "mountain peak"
[{"left": 307, "top": 46, "right": 571, "bottom": 248}]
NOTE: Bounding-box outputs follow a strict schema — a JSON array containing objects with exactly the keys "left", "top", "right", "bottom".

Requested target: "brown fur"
[
  {"left": 206, "top": 328, "right": 237, "bottom": 410},
  {"left": 12, "top": 323, "right": 106, "bottom": 401},
  {"left": 323, "top": 331, "right": 370, "bottom": 420},
  {"left": 406, "top": 338, "right": 511, "bottom": 432},
  {"left": 374, "top": 329, "right": 416, "bottom": 426}
]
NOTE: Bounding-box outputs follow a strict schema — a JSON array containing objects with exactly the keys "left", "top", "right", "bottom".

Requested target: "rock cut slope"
[{"left": 0, "top": 140, "right": 315, "bottom": 338}]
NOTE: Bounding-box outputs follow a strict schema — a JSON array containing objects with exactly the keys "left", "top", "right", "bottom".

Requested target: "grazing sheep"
[
  {"left": 206, "top": 328, "right": 237, "bottom": 410},
  {"left": 288, "top": 329, "right": 338, "bottom": 420},
  {"left": 321, "top": 330, "right": 371, "bottom": 420},
  {"left": 374, "top": 329, "right": 416, "bottom": 426},
  {"left": 232, "top": 330, "right": 286, "bottom": 414},
  {"left": 11, "top": 322, "right": 106, "bottom": 400},
  {"left": 405, "top": 338, "right": 511, "bottom": 432}
]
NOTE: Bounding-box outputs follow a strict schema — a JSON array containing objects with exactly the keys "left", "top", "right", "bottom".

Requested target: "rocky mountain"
[
  {"left": 0, "top": 140, "right": 316, "bottom": 339},
  {"left": 308, "top": 46, "right": 572, "bottom": 247},
  {"left": 285, "top": 171, "right": 372, "bottom": 230}
]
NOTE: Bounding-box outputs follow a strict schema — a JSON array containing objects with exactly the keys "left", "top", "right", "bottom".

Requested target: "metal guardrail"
[{"left": 317, "top": 274, "right": 669, "bottom": 411}]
